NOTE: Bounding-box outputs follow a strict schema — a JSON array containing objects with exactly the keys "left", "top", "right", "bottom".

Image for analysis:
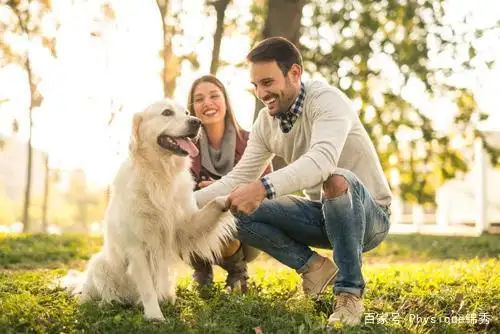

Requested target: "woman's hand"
[{"left": 198, "top": 180, "right": 215, "bottom": 188}]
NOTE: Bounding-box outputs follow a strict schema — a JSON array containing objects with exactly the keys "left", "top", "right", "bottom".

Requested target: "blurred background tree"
[
  {"left": 1, "top": 0, "right": 114, "bottom": 232},
  {"left": 2, "top": 0, "right": 57, "bottom": 232},
  {"left": 156, "top": 0, "right": 200, "bottom": 97},
  {"left": 1, "top": 0, "right": 499, "bottom": 233}
]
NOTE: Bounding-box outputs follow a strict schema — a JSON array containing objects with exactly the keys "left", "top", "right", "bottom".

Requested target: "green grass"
[
  {"left": 0, "top": 233, "right": 498, "bottom": 333},
  {"left": 0, "top": 233, "right": 102, "bottom": 270},
  {"left": 363, "top": 234, "right": 500, "bottom": 261}
]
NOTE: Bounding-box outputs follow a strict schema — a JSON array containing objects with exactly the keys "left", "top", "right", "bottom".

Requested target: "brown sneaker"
[
  {"left": 328, "top": 292, "right": 365, "bottom": 326},
  {"left": 301, "top": 255, "right": 338, "bottom": 297}
]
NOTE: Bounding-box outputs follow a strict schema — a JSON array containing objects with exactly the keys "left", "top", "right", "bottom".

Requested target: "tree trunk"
[
  {"left": 41, "top": 153, "right": 49, "bottom": 233},
  {"left": 254, "top": 0, "right": 307, "bottom": 170},
  {"left": 9, "top": 1, "right": 53, "bottom": 232},
  {"left": 210, "top": 0, "right": 230, "bottom": 74},
  {"left": 262, "top": 0, "right": 305, "bottom": 45},
  {"left": 157, "top": 0, "right": 179, "bottom": 98},
  {"left": 22, "top": 56, "right": 35, "bottom": 233}
]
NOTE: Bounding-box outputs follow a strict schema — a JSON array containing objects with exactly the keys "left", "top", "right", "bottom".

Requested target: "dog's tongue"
[{"left": 174, "top": 138, "right": 199, "bottom": 157}]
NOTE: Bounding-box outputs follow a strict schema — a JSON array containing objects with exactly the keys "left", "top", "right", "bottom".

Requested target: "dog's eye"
[
  {"left": 162, "top": 109, "right": 174, "bottom": 116},
  {"left": 185, "top": 110, "right": 189, "bottom": 116}
]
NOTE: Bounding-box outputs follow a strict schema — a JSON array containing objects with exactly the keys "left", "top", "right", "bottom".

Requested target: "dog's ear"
[{"left": 129, "top": 113, "right": 143, "bottom": 153}]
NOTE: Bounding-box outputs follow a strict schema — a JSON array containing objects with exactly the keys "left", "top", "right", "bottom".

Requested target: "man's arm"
[
  {"left": 264, "top": 89, "right": 353, "bottom": 199},
  {"left": 194, "top": 118, "right": 275, "bottom": 207}
]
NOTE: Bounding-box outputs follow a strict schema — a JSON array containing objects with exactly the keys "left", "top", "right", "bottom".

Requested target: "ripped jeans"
[{"left": 237, "top": 168, "right": 391, "bottom": 297}]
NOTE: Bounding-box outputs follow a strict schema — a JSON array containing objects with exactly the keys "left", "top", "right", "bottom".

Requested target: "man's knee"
[{"left": 323, "top": 175, "right": 348, "bottom": 199}]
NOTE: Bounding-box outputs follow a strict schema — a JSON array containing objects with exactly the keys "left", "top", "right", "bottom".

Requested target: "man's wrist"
[{"left": 260, "top": 175, "right": 276, "bottom": 199}]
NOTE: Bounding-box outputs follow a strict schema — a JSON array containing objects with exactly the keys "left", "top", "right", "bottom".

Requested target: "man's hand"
[{"left": 227, "top": 180, "right": 267, "bottom": 215}]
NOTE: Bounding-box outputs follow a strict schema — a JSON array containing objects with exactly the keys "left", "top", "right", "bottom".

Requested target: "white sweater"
[{"left": 195, "top": 80, "right": 392, "bottom": 207}]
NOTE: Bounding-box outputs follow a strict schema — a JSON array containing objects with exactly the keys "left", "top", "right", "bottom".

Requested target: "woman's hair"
[{"left": 187, "top": 74, "right": 242, "bottom": 139}]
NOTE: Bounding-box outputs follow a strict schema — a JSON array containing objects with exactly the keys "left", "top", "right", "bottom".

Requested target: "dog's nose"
[{"left": 189, "top": 118, "right": 201, "bottom": 128}]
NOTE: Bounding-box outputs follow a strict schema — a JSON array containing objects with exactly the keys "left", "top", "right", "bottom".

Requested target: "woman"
[{"left": 187, "top": 74, "right": 271, "bottom": 293}]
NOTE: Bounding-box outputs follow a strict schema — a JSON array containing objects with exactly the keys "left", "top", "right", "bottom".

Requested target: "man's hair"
[{"left": 246, "top": 37, "right": 303, "bottom": 76}]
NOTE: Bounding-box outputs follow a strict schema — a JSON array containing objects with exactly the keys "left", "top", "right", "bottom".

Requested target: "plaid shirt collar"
[{"left": 275, "top": 82, "right": 305, "bottom": 133}]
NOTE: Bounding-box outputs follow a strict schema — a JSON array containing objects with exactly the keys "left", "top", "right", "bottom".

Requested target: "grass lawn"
[{"left": 0, "top": 233, "right": 498, "bottom": 333}]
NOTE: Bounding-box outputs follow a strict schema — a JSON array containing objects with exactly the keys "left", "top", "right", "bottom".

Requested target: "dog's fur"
[{"left": 62, "top": 99, "right": 235, "bottom": 320}]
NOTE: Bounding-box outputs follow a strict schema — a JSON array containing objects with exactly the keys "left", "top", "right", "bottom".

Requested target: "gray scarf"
[{"left": 199, "top": 122, "right": 236, "bottom": 178}]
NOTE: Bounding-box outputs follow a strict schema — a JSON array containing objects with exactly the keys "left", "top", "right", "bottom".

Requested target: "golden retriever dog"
[{"left": 62, "top": 99, "right": 235, "bottom": 320}]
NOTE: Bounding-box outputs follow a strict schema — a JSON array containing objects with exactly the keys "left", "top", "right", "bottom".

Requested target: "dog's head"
[{"left": 131, "top": 99, "right": 201, "bottom": 157}]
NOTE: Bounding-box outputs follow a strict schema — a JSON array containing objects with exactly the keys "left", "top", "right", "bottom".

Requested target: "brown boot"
[
  {"left": 219, "top": 245, "right": 249, "bottom": 293},
  {"left": 328, "top": 292, "right": 364, "bottom": 326},
  {"left": 190, "top": 255, "right": 214, "bottom": 288},
  {"left": 300, "top": 255, "right": 338, "bottom": 297}
]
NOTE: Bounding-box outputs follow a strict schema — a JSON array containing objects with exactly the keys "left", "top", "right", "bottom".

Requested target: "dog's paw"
[
  {"left": 165, "top": 294, "right": 176, "bottom": 304},
  {"left": 77, "top": 293, "right": 91, "bottom": 305},
  {"left": 214, "top": 195, "right": 230, "bottom": 212},
  {"left": 145, "top": 310, "right": 165, "bottom": 321}
]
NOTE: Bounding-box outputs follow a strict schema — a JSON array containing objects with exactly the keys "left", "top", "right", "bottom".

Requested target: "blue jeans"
[{"left": 237, "top": 168, "right": 391, "bottom": 297}]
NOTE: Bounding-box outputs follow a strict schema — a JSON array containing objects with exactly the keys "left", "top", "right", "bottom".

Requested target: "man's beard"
[
  {"left": 263, "top": 80, "right": 296, "bottom": 115},
  {"left": 277, "top": 86, "right": 296, "bottom": 114}
]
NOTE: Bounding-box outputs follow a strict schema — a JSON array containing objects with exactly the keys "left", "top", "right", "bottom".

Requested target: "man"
[{"left": 195, "top": 37, "right": 392, "bottom": 326}]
